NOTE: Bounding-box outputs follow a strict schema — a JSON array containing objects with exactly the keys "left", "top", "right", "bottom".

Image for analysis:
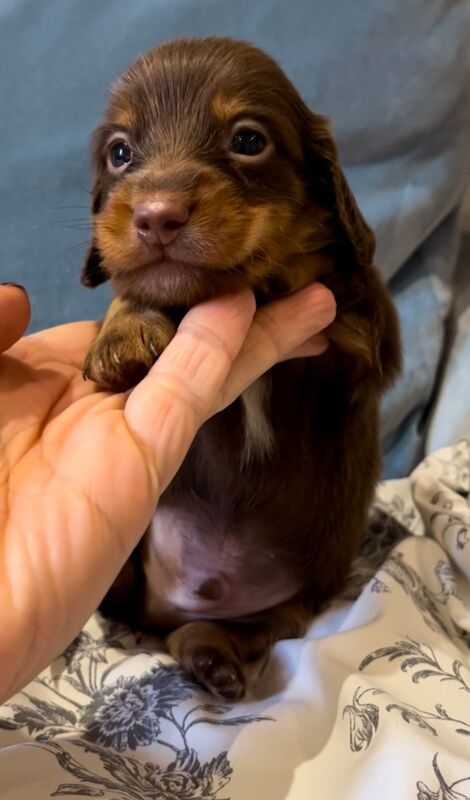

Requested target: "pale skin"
[{"left": 0, "top": 282, "right": 336, "bottom": 703}]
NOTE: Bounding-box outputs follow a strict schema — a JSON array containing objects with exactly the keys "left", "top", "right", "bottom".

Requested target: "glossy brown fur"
[{"left": 82, "top": 38, "right": 401, "bottom": 699}]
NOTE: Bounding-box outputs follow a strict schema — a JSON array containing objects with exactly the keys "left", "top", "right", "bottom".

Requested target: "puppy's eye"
[
  {"left": 107, "top": 140, "right": 132, "bottom": 172},
  {"left": 230, "top": 128, "right": 267, "bottom": 157}
]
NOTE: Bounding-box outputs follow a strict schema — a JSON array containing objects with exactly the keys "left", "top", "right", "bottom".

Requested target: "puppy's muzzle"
[{"left": 134, "top": 196, "right": 190, "bottom": 247}]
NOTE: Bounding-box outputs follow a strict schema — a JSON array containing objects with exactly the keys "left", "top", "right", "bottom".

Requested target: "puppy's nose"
[{"left": 134, "top": 199, "right": 190, "bottom": 247}]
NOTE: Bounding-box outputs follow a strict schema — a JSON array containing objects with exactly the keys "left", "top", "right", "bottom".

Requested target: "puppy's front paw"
[
  {"left": 84, "top": 322, "right": 168, "bottom": 391},
  {"left": 167, "top": 622, "right": 246, "bottom": 700}
]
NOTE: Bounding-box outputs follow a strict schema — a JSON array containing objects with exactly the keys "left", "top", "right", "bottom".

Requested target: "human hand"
[{"left": 0, "top": 282, "right": 335, "bottom": 701}]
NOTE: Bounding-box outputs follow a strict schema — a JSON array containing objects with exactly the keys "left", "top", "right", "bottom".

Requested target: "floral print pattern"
[
  {"left": 39, "top": 741, "right": 233, "bottom": 799},
  {"left": 417, "top": 754, "right": 470, "bottom": 799},
  {"left": 0, "top": 630, "right": 271, "bottom": 797},
  {"left": 79, "top": 669, "right": 192, "bottom": 751},
  {"left": 342, "top": 688, "right": 381, "bottom": 751}
]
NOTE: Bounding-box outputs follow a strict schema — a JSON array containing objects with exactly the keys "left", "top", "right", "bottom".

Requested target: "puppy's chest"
[{"left": 170, "top": 362, "right": 314, "bottom": 496}]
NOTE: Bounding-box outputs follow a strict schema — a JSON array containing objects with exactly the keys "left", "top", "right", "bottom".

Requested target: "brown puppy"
[{"left": 81, "top": 37, "right": 401, "bottom": 699}]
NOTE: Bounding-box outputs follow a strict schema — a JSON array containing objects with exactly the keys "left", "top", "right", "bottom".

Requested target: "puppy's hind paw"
[
  {"left": 167, "top": 622, "right": 247, "bottom": 701},
  {"left": 190, "top": 646, "right": 246, "bottom": 701}
]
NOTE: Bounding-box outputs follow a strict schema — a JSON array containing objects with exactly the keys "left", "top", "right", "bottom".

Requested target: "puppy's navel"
[{"left": 241, "top": 376, "right": 274, "bottom": 467}]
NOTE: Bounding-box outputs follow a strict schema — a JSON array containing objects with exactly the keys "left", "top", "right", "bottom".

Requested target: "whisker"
[
  {"left": 70, "top": 76, "right": 107, "bottom": 100},
  {"left": 51, "top": 205, "right": 90, "bottom": 211},
  {"left": 51, "top": 217, "right": 90, "bottom": 223},
  {"left": 63, "top": 241, "right": 90, "bottom": 252},
  {"left": 48, "top": 223, "right": 91, "bottom": 231},
  {"left": 66, "top": 184, "right": 93, "bottom": 197}
]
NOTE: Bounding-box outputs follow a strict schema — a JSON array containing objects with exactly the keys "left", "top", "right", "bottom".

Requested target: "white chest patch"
[{"left": 240, "top": 376, "right": 275, "bottom": 467}]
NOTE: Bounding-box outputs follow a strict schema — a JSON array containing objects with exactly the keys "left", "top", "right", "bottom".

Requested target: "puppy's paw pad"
[{"left": 188, "top": 647, "right": 246, "bottom": 700}]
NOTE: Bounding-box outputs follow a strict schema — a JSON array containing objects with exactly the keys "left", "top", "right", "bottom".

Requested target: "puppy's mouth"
[
  {"left": 141, "top": 253, "right": 201, "bottom": 274},
  {"left": 134, "top": 247, "right": 249, "bottom": 285},
  {"left": 111, "top": 247, "right": 250, "bottom": 308}
]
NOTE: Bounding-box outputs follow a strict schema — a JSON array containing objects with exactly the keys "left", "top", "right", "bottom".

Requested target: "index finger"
[
  {"left": 124, "top": 290, "right": 256, "bottom": 489},
  {"left": 216, "top": 282, "right": 336, "bottom": 411}
]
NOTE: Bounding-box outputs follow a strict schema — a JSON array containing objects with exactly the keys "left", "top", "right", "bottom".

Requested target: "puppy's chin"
[{"left": 111, "top": 260, "right": 250, "bottom": 309}]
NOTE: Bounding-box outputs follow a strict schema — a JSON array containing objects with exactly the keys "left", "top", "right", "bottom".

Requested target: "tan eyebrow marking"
[
  {"left": 211, "top": 93, "right": 251, "bottom": 123},
  {"left": 110, "top": 101, "right": 137, "bottom": 131}
]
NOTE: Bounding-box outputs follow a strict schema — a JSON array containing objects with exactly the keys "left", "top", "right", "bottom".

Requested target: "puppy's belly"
[{"left": 141, "top": 505, "right": 300, "bottom": 627}]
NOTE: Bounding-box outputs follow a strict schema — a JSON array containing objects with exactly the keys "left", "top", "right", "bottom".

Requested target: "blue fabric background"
[{"left": 0, "top": 0, "right": 469, "bottom": 476}]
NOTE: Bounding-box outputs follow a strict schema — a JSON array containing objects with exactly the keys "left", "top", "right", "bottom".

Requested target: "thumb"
[{"left": 0, "top": 285, "right": 31, "bottom": 353}]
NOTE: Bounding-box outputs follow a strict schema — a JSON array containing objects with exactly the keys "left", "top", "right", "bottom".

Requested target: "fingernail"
[{"left": 1, "top": 282, "right": 27, "bottom": 293}]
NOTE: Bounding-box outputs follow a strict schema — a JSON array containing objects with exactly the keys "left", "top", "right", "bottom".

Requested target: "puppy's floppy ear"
[
  {"left": 81, "top": 242, "right": 108, "bottom": 287},
  {"left": 326, "top": 266, "right": 402, "bottom": 393},
  {"left": 301, "top": 110, "right": 401, "bottom": 391},
  {"left": 81, "top": 183, "right": 108, "bottom": 288},
  {"left": 302, "top": 111, "right": 375, "bottom": 270}
]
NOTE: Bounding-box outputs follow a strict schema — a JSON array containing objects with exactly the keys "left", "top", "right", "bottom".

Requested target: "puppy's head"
[{"left": 82, "top": 37, "right": 373, "bottom": 308}]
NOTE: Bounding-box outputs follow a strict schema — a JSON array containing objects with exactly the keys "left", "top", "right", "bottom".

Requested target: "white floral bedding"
[{"left": 1, "top": 441, "right": 469, "bottom": 799}]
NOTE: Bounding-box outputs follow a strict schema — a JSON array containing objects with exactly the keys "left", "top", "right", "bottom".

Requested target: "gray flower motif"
[
  {"left": 457, "top": 527, "right": 469, "bottom": 550},
  {"left": 62, "top": 631, "right": 124, "bottom": 673},
  {"left": 146, "top": 750, "right": 232, "bottom": 800},
  {"left": 370, "top": 577, "right": 390, "bottom": 593},
  {"left": 435, "top": 561, "right": 458, "bottom": 598},
  {"left": 416, "top": 754, "right": 470, "bottom": 799},
  {"left": 43, "top": 741, "right": 233, "bottom": 799},
  {"left": 383, "top": 552, "right": 454, "bottom": 636},
  {"left": 433, "top": 514, "right": 470, "bottom": 552},
  {"left": 80, "top": 666, "right": 193, "bottom": 751},
  {"left": 80, "top": 677, "right": 161, "bottom": 751},
  {"left": 342, "top": 688, "right": 380, "bottom": 751},
  {"left": 417, "top": 784, "right": 438, "bottom": 800}
]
